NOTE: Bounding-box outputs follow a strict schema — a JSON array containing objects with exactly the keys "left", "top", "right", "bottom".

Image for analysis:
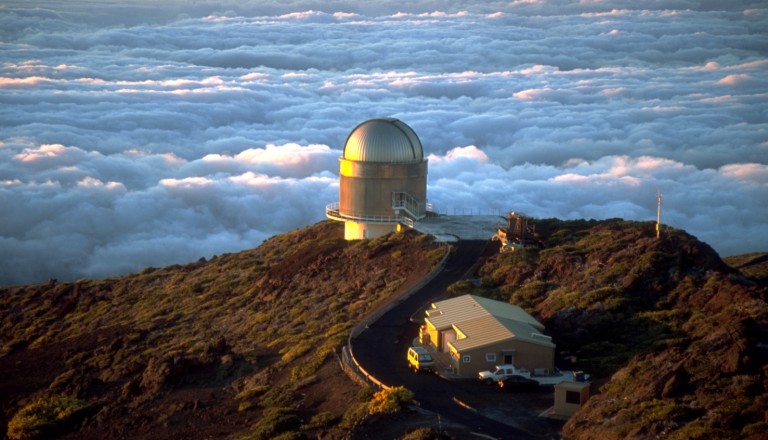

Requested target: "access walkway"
[{"left": 413, "top": 214, "right": 505, "bottom": 242}]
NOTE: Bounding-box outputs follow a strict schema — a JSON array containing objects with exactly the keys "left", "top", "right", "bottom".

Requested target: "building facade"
[{"left": 421, "top": 295, "right": 555, "bottom": 377}]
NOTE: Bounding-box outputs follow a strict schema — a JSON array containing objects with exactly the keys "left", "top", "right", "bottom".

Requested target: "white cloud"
[
  {"left": 720, "top": 163, "right": 768, "bottom": 184},
  {"left": 0, "top": 1, "right": 766, "bottom": 285}
]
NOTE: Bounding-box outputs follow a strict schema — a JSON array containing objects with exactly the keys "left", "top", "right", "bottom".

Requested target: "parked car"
[
  {"left": 498, "top": 375, "right": 540, "bottom": 392},
  {"left": 407, "top": 346, "right": 435, "bottom": 373},
  {"left": 478, "top": 364, "right": 531, "bottom": 384}
]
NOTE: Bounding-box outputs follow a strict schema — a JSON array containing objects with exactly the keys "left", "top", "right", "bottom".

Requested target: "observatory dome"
[{"left": 343, "top": 118, "right": 423, "bottom": 163}]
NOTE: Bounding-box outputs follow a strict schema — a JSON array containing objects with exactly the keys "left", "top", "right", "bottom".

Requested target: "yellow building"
[
  {"left": 422, "top": 295, "right": 555, "bottom": 377},
  {"left": 326, "top": 118, "right": 428, "bottom": 240}
]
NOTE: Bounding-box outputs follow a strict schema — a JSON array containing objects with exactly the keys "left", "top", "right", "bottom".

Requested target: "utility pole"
[{"left": 656, "top": 191, "right": 662, "bottom": 239}]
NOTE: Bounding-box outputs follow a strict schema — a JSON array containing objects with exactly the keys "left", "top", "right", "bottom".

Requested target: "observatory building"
[{"left": 326, "top": 118, "right": 429, "bottom": 240}]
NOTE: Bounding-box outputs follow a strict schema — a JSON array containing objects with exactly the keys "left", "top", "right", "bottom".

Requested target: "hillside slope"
[
  {"left": 3, "top": 218, "right": 766, "bottom": 440},
  {"left": 0, "top": 221, "right": 446, "bottom": 439},
  {"left": 462, "top": 219, "right": 767, "bottom": 439},
  {"left": 724, "top": 253, "right": 768, "bottom": 286}
]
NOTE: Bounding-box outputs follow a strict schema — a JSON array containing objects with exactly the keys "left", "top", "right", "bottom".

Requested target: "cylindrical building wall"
[
  {"left": 338, "top": 159, "right": 427, "bottom": 219},
  {"left": 343, "top": 221, "right": 394, "bottom": 240},
  {"left": 327, "top": 117, "right": 429, "bottom": 240}
]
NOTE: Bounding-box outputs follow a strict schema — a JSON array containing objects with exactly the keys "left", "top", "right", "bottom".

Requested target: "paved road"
[{"left": 351, "top": 240, "right": 541, "bottom": 440}]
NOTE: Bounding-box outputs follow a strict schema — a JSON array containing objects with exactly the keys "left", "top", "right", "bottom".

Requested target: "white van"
[{"left": 407, "top": 346, "right": 435, "bottom": 373}]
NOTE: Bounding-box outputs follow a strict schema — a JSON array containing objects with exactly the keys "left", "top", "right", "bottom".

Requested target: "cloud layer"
[{"left": 1, "top": 1, "right": 767, "bottom": 285}]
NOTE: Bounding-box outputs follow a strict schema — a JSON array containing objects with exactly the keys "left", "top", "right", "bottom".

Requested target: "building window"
[
  {"left": 566, "top": 390, "right": 581, "bottom": 405},
  {"left": 462, "top": 355, "right": 471, "bottom": 363},
  {"left": 485, "top": 353, "right": 496, "bottom": 362}
]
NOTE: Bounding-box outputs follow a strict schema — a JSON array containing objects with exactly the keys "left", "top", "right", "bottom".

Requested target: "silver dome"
[{"left": 343, "top": 118, "right": 423, "bottom": 163}]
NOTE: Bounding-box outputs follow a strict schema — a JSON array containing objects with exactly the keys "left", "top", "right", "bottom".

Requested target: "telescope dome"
[{"left": 343, "top": 118, "right": 423, "bottom": 163}]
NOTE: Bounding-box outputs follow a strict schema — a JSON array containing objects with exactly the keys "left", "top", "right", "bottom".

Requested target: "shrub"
[
  {"left": 426, "top": 248, "right": 447, "bottom": 265},
  {"left": 271, "top": 432, "right": 306, "bottom": 440},
  {"left": 300, "top": 411, "right": 337, "bottom": 431},
  {"left": 7, "top": 395, "right": 89, "bottom": 440},
  {"left": 340, "top": 387, "right": 375, "bottom": 429},
  {"left": 640, "top": 399, "right": 697, "bottom": 424},
  {"left": 340, "top": 401, "right": 369, "bottom": 429},
  {"left": 290, "top": 341, "right": 336, "bottom": 382},
  {"left": 280, "top": 338, "right": 315, "bottom": 363},
  {"left": 258, "top": 385, "right": 295, "bottom": 408},
  {"left": 235, "top": 385, "right": 269, "bottom": 401},
  {"left": 742, "top": 422, "right": 768, "bottom": 437},
  {"left": 238, "top": 401, "right": 254, "bottom": 412},
  {"left": 507, "top": 281, "right": 549, "bottom": 309},
  {"left": 400, "top": 427, "right": 442, "bottom": 440},
  {"left": 324, "top": 322, "right": 352, "bottom": 337},
  {"left": 667, "top": 421, "right": 722, "bottom": 440},
  {"left": 367, "top": 386, "right": 414, "bottom": 415},
  {"left": 244, "top": 407, "right": 301, "bottom": 440}
]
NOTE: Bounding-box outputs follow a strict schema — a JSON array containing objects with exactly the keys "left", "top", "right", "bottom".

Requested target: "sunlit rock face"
[{"left": 328, "top": 118, "right": 428, "bottom": 240}]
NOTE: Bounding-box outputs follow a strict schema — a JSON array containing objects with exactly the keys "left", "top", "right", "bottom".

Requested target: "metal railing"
[
  {"left": 431, "top": 207, "right": 507, "bottom": 217},
  {"left": 339, "top": 345, "right": 391, "bottom": 391},
  {"left": 391, "top": 192, "right": 427, "bottom": 220},
  {"left": 326, "top": 191, "right": 437, "bottom": 226},
  {"left": 326, "top": 202, "right": 406, "bottom": 224}
]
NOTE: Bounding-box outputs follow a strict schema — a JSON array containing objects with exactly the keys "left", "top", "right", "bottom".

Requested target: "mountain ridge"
[
  {"left": 0, "top": 221, "right": 446, "bottom": 439},
  {"left": 465, "top": 219, "right": 767, "bottom": 439},
  {"left": 1, "top": 218, "right": 766, "bottom": 439}
]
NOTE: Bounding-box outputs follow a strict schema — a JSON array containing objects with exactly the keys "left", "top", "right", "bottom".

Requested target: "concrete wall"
[{"left": 344, "top": 222, "right": 395, "bottom": 240}]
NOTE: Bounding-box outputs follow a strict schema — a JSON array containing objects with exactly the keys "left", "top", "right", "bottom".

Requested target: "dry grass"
[{"left": 0, "top": 221, "right": 446, "bottom": 440}]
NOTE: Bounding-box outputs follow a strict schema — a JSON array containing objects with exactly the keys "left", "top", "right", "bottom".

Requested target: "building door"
[
  {"left": 502, "top": 349, "right": 516, "bottom": 364},
  {"left": 442, "top": 330, "right": 456, "bottom": 353}
]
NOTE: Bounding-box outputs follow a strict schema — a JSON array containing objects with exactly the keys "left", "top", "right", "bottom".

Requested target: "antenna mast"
[{"left": 656, "top": 191, "right": 662, "bottom": 239}]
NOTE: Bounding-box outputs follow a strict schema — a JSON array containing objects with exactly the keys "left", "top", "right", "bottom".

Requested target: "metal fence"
[
  {"left": 338, "top": 345, "right": 391, "bottom": 391},
  {"left": 436, "top": 207, "right": 507, "bottom": 217}
]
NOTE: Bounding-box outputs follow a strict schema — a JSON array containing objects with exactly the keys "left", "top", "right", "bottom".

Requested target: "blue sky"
[{"left": 1, "top": 1, "right": 766, "bottom": 285}]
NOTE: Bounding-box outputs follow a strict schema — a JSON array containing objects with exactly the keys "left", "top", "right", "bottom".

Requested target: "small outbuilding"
[
  {"left": 552, "top": 381, "right": 591, "bottom": 417},
  {"left": 421, "top": 294, "right": 555, "bottom": 378}
]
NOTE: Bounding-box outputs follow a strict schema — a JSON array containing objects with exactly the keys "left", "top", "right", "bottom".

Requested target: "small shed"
[{"left": 553, "top": 381, "right": 591, "bottom": 417}]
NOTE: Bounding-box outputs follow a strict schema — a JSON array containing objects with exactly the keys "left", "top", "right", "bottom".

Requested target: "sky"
[{"left": 1, "top": 1, "right": 766, "bottom": 286}]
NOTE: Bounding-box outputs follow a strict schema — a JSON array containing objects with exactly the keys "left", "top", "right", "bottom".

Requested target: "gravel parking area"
[{"left": 449, "top": 379, "right": 566, "bottom": 439}]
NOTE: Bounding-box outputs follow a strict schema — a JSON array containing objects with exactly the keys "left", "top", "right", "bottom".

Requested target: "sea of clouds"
[{"left": 1, "top": 0, "right": 766, "bottom": 285}]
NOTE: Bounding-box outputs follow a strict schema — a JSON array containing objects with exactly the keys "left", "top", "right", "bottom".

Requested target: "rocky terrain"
[
  {"left": 463, "top": 219, "right": 768, "bottom": 439},
  {"left": 1, "top": 217, "right": 766, "bottom": 440},
  {"left": 0, "top": 221, "right": 446, "bottom": 439}
]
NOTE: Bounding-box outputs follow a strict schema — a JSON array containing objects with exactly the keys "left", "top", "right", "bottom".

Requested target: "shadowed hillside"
[
  {"left": 456, "top": 219, "right": 768, "bottom": 440},
  {"left": 2, "top": 218, "right": 766, "bottom": 440},
  {"left": 724, "top": 253, "right": 768, "bottom": 287},
  {"left": 0, "top": 221, "right": 446, "bottom": 440}
]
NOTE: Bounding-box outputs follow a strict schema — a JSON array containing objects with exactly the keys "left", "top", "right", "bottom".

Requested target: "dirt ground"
[{"left": 464, "top": 383, "right": 566, "bottom": 439}]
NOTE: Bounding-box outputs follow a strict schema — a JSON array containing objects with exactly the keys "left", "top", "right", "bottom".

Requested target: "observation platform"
[{"left": 412, "top": 214, "right": 504, "bottom": 242}]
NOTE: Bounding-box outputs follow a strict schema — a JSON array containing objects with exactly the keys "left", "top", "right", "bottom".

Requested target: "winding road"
[{"left": 351, "top": 240, "right": 541, "bottom": 439}]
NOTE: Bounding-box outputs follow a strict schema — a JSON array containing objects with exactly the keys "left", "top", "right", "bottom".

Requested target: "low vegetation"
[
  {"left": 7, "top": 395, "right": 89, "bottom": 440},
  {"left": 0, "top": 221, "right": 446, "bottom": 439},
  {"left": 2, "top": 217, "right": 765, "bottom": 439},
  {"left": 367, "top": 386, "right": 414, "bottom": 415},
  {"left": 462, "top": 219, "right": 767, "bottom": 439}
]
